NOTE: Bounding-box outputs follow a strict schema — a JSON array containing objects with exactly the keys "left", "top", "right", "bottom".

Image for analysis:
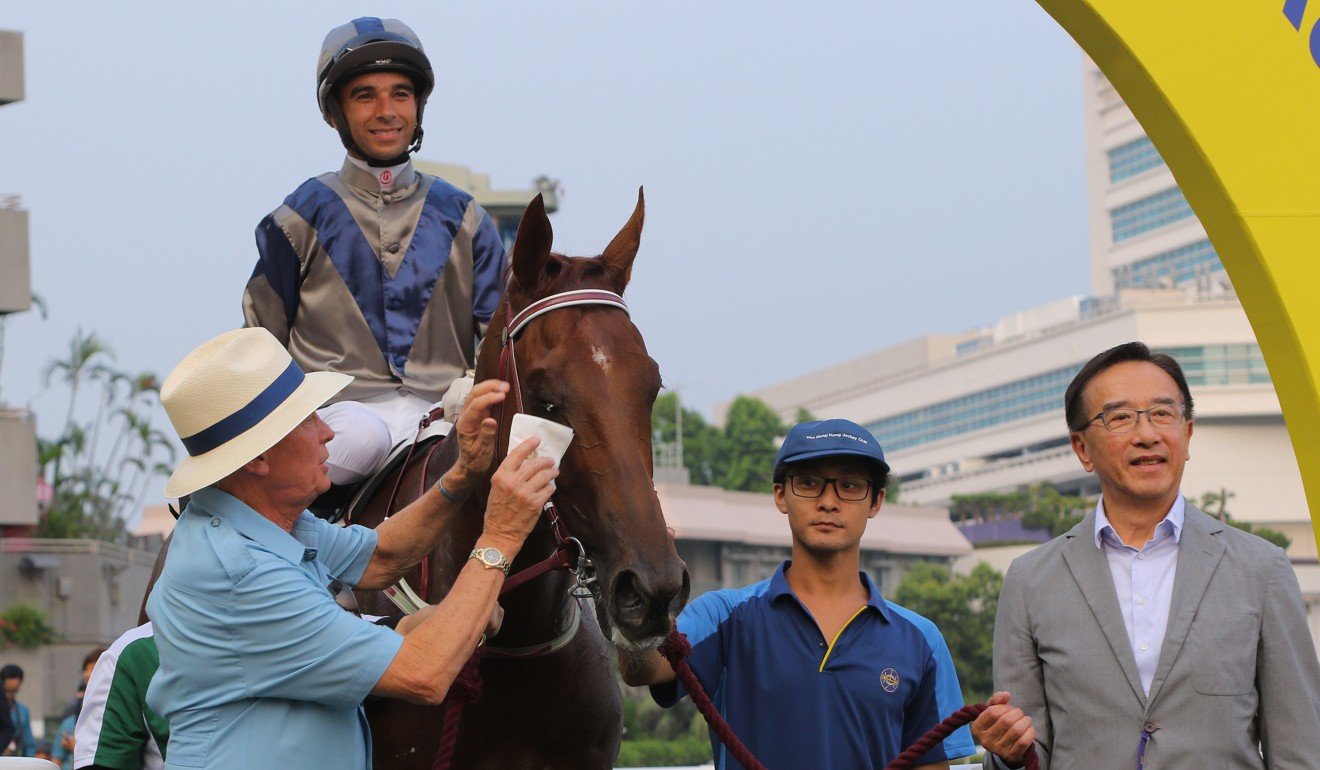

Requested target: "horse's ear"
[
  {"left": 601, "top": 187, "right": 644, "bottom": 291},
  {"left": 511, "top": 194, "right": 553, "bottom": 291}
]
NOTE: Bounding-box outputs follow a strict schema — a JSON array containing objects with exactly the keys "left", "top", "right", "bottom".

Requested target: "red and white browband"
[{"left": 503, "top": 290, "right": 629, "bottom": 343}]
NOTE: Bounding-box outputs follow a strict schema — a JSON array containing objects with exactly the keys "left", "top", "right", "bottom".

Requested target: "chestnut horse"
[
  {"left": 138, "top": 191, "right": 689, "bottom": 768},
  {"left": 355, "top": 190, "right": 689, "bottom": 769}
]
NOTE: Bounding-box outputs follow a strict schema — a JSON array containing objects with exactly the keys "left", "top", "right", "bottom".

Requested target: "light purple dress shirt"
[{"left": 1094, "top": 494, "right": 1184, "bottom": 696}]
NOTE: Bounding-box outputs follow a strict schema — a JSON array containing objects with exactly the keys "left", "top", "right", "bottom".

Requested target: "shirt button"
[
  {"left": 1137, "top": 553, "right": 1145, "bottom": 560},
  {"left": 210, "top": 518, "right": 220, "bottom": 527},
  {"left": 1137, "top": 597, "right": 1147, "bottom": 605},
  {"left": 1139, "top": 643, "right": 1149, "bottom": 651},
  {"left": 1144, "top": 721, "right": 1158, "bottom": 733},
  {"left": 388, "top": 243, "right": 401, "bottom": 253},
  {"left": 818, "top": 642, "right": 825, "bottom": 648}
]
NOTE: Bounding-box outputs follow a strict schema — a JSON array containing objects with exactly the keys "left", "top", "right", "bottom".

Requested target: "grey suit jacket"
[{"left": 985, "top": 504, "right": 1320, "bottom": 770}]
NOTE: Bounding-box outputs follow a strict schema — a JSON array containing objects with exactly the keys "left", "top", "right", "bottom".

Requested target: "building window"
[
  {"left": 864, "top": 364, "right": 1084, "bottom": 453},
  {"left": 495, "top": 215, "right": 520, "bottom": 253},
  {"left": 1110, "top": 187, "right": 1195, "bottom": 242},
  {"left": 1112, "top": 239, "right": 1222, "bottom": 289},
  {"left": 1108, "top": 136, "right": 1165, "bottom": 183},
  {"left": 862, "top": 344, "right": 1270, "bottom": 453},
  {"left": 722, "top": 544, "right": 788, "bottom": 588},
  {"left": 1158, "top": 344, "right": 1272, "bottom": 386}
]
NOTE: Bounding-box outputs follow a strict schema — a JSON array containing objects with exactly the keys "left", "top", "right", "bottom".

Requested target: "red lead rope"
[
  {"left": 658, "top": 629, "right": 1040, "bottom": 770},
  {"left": 884, "top": 703, "right": 1039, "bottom": 770},
  {"left": 657, "top": 631, "right": 768, "bottom": 770}
]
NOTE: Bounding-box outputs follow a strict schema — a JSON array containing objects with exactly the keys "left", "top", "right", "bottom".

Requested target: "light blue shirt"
[
  {"left": 146, "top": 487, "right": 404, "bottom": 769},
  {"left": 1094, "top": 495, "right": 1184, "bottom": 696}
]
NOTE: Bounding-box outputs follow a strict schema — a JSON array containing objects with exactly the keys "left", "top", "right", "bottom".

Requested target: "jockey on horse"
[{"left": 242, "top": 17, "right": 506, "bottom": 514}]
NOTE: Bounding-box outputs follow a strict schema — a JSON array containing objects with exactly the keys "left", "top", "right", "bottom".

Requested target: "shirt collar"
[
  {"left": 1094, "top": 494, "right": 1185, "bottom": 548},
  {"left": 767, "top": 560, "right": 891, "bottom": 622},
  {"left": 190, "top": 487, "right": 313, "bottom": 566},
  {"left": 339, "top": 155, "right": 417, "bottom": 195}
]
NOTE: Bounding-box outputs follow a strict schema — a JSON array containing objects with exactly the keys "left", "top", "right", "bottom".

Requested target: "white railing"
[
  {"left": 0, "top": 537, "right": 158, "bottom": 568},
  {"left": 902, "top": 444, "right": 1077, "bottom": 495}
]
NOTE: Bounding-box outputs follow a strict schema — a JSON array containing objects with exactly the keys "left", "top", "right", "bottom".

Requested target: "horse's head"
[{"left": 476, "top": 189, "right": 690, "bottom": 650}]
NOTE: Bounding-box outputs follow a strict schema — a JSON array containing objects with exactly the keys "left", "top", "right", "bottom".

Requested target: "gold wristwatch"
[{"left": 469, "top": 546, "right": 511, "bottom": 575}]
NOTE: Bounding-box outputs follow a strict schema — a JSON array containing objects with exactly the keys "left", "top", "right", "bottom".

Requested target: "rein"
[
  {"left": 657, "top": 629, "right": 1041, "bottom": 770},
  {"left": 379, "top": 290, "right": 629, "bottom": 608},
  {"left": 488, "top": 289, "right": 629, "bottom": 598}
]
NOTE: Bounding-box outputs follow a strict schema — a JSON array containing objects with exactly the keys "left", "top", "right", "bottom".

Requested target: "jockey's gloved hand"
[{"left": 440, "top": 371, "right": 476, "bottom": 422}]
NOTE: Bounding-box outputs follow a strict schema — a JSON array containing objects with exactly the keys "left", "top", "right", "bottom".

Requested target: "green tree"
[
  {"left": 652, "top": 391, "right": 722, "bottom": 485},
  {"left": 1019, "top": 482, "right": 1092, "bottom": 537},
  {"left": 0, "top": 602, "right": 57, "bottom": 650},
  {"left": 34, "top": 330, "right": 173, "bottom": 542},
  {"left": 43, "top": 329, "right": 113, "bottom": 441},
  {"left": 894, "top": 562, "right": 1003, "bottom": 703},
  {"left": 617, "top": 675, "right": 712, "bottom": 766},
  {"left": 885, "top": 475, "right": 901, "bottom": 503},
  {"left": 715, "top": 396, "right": 787, "bottom": 493},
  {"left": 950, "top": 483, "right": 1092, "bottom": 539},
  {"left": 1197, "top": 488, "right": 1291, "bottom": 549}
]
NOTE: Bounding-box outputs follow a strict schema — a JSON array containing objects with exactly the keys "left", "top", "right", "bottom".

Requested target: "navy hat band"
[{"left": 180, "top": 360, "right": 305, "bottom": 457}]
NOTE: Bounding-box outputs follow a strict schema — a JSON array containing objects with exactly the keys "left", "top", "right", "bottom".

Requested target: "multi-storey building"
[
  {"left": 725, "top": 58, "right": 1315, "bottom": 562},
  {"left": 1, "top": 28, "right": 38, "bottom": 534}
]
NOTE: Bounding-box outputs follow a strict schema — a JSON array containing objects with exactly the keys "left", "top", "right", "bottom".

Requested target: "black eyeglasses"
[
  {"left": 787, "top": 475, "right": 872, "bottom": 501},
  {"left": 1082, "top": 403, "right": 1186, "bottom": 433}
]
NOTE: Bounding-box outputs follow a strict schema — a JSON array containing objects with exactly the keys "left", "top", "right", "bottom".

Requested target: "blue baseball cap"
[{"left": 774, "top": 418, "right": 889, "bottom": 476}]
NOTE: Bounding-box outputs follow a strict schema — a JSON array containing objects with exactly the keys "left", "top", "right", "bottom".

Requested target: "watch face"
[{"left": 481, "top": 548, "right": 502, "bottom": 566}]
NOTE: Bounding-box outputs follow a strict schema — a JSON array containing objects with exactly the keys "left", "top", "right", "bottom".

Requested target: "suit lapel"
[
  {"left": 1146, "top": 505, "right": 1225, "bottom": 707},
  {"left": 1061, "top": 514, "right": 1148, "bottom": 706}
]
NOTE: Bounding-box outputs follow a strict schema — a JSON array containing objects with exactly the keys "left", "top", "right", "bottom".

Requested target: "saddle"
[{"left": 311, "top": 418, "right": 452, "bottom": 524}]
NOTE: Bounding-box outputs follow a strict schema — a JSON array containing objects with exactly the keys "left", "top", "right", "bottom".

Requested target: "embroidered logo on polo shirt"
[{"left": 880, "top": 667, "right": 900, "bottom": 693}]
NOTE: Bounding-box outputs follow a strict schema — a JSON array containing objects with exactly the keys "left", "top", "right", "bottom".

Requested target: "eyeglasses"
[
  {"left": 1082, "top": 403, "right": 1185, "bottom": 433},
  {"left": 787, "top": 475, "right": 872, "bottom": 501}
]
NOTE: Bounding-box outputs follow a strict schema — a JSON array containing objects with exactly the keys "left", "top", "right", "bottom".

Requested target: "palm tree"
[
  {"left": 43, "top": 329, "right": 114, "bottom": 440},
  {"left": 85, "top": 365, "right": 130, "bottom": 478}
]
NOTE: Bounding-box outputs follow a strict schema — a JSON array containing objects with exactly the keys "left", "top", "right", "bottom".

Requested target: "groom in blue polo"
[{"left": 620, "top": 419, "right": 981, "bottom": 769}]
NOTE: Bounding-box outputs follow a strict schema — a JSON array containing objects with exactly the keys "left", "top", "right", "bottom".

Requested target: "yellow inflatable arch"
[{"left": 1040, "top": 0, "right": 1320, "bottom": 554}]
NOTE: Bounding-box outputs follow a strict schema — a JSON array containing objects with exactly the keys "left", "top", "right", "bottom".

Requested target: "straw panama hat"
[{"left": 161, "top": 328, "right": 351, "bottom": 498}]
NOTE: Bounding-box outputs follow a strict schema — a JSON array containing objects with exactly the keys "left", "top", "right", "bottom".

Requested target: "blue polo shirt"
[
  {"left": 146, "top": 487, "right": 404, "bottom": 769},
  {"left": 654, "top": 561, "right": 974, "bottom": 769}
]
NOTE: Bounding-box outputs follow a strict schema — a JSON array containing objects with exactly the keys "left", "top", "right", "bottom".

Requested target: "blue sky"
[{"left": 0, "top": 1, "right": 1089, "bottom": 433}]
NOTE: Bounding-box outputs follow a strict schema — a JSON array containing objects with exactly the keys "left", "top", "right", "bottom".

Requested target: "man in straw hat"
[{"left": 144, "top": 328, "right": 555, "bottom": 769}]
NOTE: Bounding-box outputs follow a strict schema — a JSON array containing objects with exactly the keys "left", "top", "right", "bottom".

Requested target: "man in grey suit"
[{"left": 974, "top": 341, "right": 1320, "bottom": 769}]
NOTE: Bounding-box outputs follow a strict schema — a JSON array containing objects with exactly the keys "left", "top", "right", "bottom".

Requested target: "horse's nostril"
[
  {"left": 619, "top": 582, "right": 643, "bottom": 611},
  {"left": 669, "top": 569, "right": 692, "bottom": 618},
  {"left": 614, "top": 571, "right": 647, "bottom": 617}
]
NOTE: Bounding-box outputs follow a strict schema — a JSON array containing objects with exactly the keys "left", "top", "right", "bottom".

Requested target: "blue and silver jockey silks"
[{"left": 243, "top": 158, "right": 506, "bottom": 404}]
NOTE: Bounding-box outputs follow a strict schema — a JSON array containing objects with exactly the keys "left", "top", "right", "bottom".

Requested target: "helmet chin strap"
[{"left": 327, "top": 99, "right": 425, "bottom": 168}]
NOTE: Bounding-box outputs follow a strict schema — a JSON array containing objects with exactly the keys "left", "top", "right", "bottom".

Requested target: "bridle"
[
  {"left": 380, "top": 288, "right": 631, "bottom": 624},
  {"left": 489, "top": 288, "right": 631, "bottom": 602},
  {"left": 423, "top": 287, "right": 636, "bottom": 770}
]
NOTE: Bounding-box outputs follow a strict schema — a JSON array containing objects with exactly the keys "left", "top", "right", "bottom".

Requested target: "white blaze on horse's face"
[{"left": 591, "top": 345, "right": 611, "bottom": 373}]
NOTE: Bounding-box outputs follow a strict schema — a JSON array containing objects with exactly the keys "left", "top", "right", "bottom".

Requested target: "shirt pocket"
[{"left": 1191, "top": 615, "right": 1259, "bottom": 695}]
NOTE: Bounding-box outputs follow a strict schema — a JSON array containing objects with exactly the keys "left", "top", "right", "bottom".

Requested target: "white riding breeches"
[{"left": 318, "top": 390, "right": 434, "bottom": 486}]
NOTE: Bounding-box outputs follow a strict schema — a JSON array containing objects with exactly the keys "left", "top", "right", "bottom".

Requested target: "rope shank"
[
  {"left": 659, "top": 629, "right": 1040, "bottom": 770},
  {"left": 883, "top": 702, "right": 1039, "bottom": 770},
  {"left": 431, "top": 649, "right": 485, "bottom": 770}
]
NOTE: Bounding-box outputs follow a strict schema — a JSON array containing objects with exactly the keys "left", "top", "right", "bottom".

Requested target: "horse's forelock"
[{"left": 511, "top": 254, "right": 622, "bottom": 305}]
